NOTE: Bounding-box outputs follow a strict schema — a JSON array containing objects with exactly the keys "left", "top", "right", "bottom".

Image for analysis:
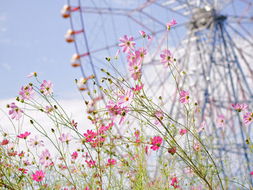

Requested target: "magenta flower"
[
  {"left": 131, "top": 84, "right": 144, "bottom": 92},
  {"left": 17, "top": 132, "right": 31, "bottom": 139},
  {"left": 28, "top": 136, "right": 44, "bottom": 148},
  {"left": 40, "top": 80, "right": 53, "bottom": 95},
  {"left": 179, "top": 90, "right": 190, "bottom": 104},
  {"left": 59, "top": 133, "right": 72, "bottom": 144},
  {"left": 85, "top": 159, "right": 96, "bottom": 168},
  {"left": 39, "top": 149, "right": 52, "bottom": 167},
  {"left": 18, "top": 168, "right": 28, "bottom": 174},
  {"left": 170, "top": 176, "right": 179, "bottom": 188},
  {"left": 8, "top": 102, "right": 23, "bottom": 120},
  {"left": 160, "top": 49, "right": 175, "bottom": 67},
  {"left": 19, "top": 85, "right": 35, "bottom": 100},
  {"left": 179, "top": 129, "right": 187, "bottom": 136},
  {"left": 107, "top": 158, "right": 117, "bottom": 166},
  {"left": 232, "top": 103, "right": 248, "bottom": 112},
  {"left": 119, "top": 35, "right": 135, "bottom": 53},
  {"left": 31, "top": 170, "right": 45, "bottom": 182},
  {"left": 71, "top": 151, "right": 78, "bottom": 160},
  {"left": 166, "top": 19, "right": 177, "bottom": 30},
  {"left": 243, "top": 112, "right": 253, "bottom": 125},
  {"left": 83, "top": 130, "right": 97, "bottom": 142},
  {"left": 150, "top": 136, "right": 163, "bottom": 151},
  {"left": 250, "top": 171, "right": 253, "bottom": 175}
]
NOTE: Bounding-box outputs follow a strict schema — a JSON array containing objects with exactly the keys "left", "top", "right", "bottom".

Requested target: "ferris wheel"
[{"left": 61, "top": 0, "right": 253, "bottom": 186}]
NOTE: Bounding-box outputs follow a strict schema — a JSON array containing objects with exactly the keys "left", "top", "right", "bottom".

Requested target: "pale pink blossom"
[
  {"left": 160, "top": 49, "right": 175, "bottom": 67},
  {"left": 193, "top": 142, "right": 201, "bottom": 152},
  {"left": 217, "top": 114, "right": 225, "bottom": 128},
  {"left": 40, "top": 80, "right": 53, "bottom": 95},
  {"left": 19, "top": 85, "right": 35, "bottom": 100},
  {"left": 8, "top": 103, "right": 23, "bottom": 120},
  {"left": 118, "top": 90, "right": 134, "bottom": 107},
  {"left": 39, "top": 149, "right": 52, "bottom": 167},
  {"left": 197, "top": 121, "right": 206, "bottom": 133},
  {"left": 28, "top": 136, "right": 44, "bottom": 147},
  {"left": 154, "top": 111, "right": 164, "bottom": 125},
  {"left": 232, "top": 103, "right": 248, "bottom": 112},
  {"left": 59, "top": 133, "right": 72, "bottom": 144},
  {"left": 167, "top": 19, "right": 177, "bottom": 30},
  {"left": 26, "top": 72, "right": 37, "bottom": 78},
  {"left": 119, "top": 35, "right": 135, "bottom": 53},
  {"left": 179, "top": 90, "right": 190, "bottom": 104},
  {"left": 243, "top": 112, "right": 253, "bottom": 125}
]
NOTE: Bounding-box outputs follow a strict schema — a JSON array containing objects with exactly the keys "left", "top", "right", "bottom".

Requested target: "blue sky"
[{"left": 0, "top": 0, "right": 81, "bottom": 99}]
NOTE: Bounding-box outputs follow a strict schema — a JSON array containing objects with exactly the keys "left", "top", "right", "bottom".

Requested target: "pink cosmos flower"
[
  {"left": 31, "top": 170, "right": 45, "bottom": 182},
  {"left": 118, "top": 90, "right": 134, "bottom": 107},
  {"left": 232, "top": 103, "right": 248, "bottom": 112},
  {"left": 107, "top": 158, "right": 117, "bottom": 166},
  {"left": 85, "top": 159, "right": 96, "bottom": 168},
  {"left": 167, "top": 19, "right": 177, "bottom": 30},
  {"left": 119, "top": 35, "right": 135, "bottom": 53},
  {"left": 217, "top": 115, "right": 225, "bottom": 128},
  {"left": 85, "top": 187, "right": 90, "bottom": 190},
  {"left": 154, "top": 111, "right": 164, "bottom": 125},
  {"left": 150, "top": 136, "right": 163, "bottom": 151},
  {"left": 179, "top": 90, "right": 190, "bottom": 104},
  {"left": 40, "top": 80, "right": 53, "bottom": 95},
  {"left": 45, "top": 106, "right": 54, "bottom": 113},
  {"left": 27, "top": 72, "right": 37, "bottom": 78},
  {"left": 160, "top": 49, "right": 175, "bottom": 67},
  {"left": 131, "top": 84, "right": 144, "bottom": 92},
  {"left": 1, "top": 139, "right": 9, "bottom": 145},
  {"left": 193, "top": 142, "right": 201, "bottom": 152},
  {"left": 135, "top": 47, "right": 147, "bottom": 60},
  {"left": 19, "top": 85, "right": 35, "bottom": 100},
  {"left": 170, "top": 176, "right": 179, "bottom": 188},
  {"left": 71, "top": 151, "right": 78, "bottom": 160},
  {"left": 59, "top": 133, "right": 72, "bottom": 144},
  {"left": 8, "top": 103, "right": 23, "bottom": 120},
  {"left": 106, "top": 100, "right": 129, "bottom": 125},
  {"left": 83, "top": 130, "right": 97, "bottom": 143},
  {"left": 168, "top": 147, "right": 177, "bottom": 155},
  {"left": 197, "top": 121, "right": 206, "bottom": 133},
  {"left": 179, "top": 129, "right": 187, "bottom": 136},
  {"left": 139, "top": 30, "right": 147, "bottom": 38},
  {"left": 114, "top": 49, "right": 120, "bottom": 59},
  {"left": 28, "top": 136, "right": 44, "bottom": 148},
  {"left": 250, "top": 171, "right": 253, "bottom": 175},
  {"left": 39, "top": 149, "right": 52, "bottom": 167},
  {"left": 18, "top": 168, "right": 28, "bottom": 174},
  {"left": 98, "top": 122, "right": 113, "bottom": 134},
  {"left": 243, "top": 112, "right": 253, "bottom": 125},
  {"left": 17, "top": 132, "right": 31, "bottom": 139}
]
